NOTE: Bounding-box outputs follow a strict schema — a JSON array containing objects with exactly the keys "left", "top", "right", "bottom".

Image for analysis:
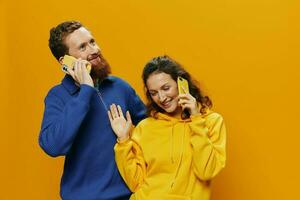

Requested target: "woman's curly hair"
[{"left": 142, "top": 55, "right": 212, "bottom": 119}]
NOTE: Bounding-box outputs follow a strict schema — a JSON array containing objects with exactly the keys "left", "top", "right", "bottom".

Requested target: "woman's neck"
[{"left": 168, "top": 107, "right": 182, "bottom": 119}]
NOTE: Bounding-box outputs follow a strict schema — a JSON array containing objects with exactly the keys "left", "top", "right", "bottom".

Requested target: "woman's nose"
[{"left": 158, "top": 92, "right": 166, "bottom": 102}]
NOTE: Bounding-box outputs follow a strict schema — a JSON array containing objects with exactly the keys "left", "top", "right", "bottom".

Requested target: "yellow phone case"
[
  {"left": 61, "top": 55, "right": 91, "bottom": 74},
  {"left": 177, "top": 76, "right": 189, "bottom": 94}
]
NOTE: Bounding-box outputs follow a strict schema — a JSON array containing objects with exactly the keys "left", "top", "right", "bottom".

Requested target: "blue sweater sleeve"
[
  {"left": 39, "top": 84, "right": 96, "bottom": 157},
  {"left": 126, "top": 87, "right": 146, "bottom": 126}
]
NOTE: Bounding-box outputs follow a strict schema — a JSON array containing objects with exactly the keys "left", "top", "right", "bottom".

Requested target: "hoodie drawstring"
[
  {"left": 170, "top": 122, "right": 186, "bottom": 188},
  {"left": 170, "top": 125, "right": 175, "bottom": 164}
]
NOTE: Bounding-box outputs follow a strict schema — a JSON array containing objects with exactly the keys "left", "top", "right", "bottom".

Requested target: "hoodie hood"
[
  {"left": 153, "top": 112, "right": 191, "bottom": 123},
  {"left": 152, "top": 108, "right": 212, "bottom": 123}
]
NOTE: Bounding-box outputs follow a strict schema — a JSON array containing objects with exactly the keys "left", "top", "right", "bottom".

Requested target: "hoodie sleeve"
[
  {"left": 39, "top": 84, "right": 96, "bottom": 157},
  {"left": 114, "top": 125, "right": 146, "bottom": 192},
  {"left": 188, "top": 112, "right": 226, "bottom": 181}
]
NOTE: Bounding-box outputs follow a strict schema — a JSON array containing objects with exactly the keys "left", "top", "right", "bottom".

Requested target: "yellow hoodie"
[{"left": 114, "top": 111, "right": 226, "bottom": 200}]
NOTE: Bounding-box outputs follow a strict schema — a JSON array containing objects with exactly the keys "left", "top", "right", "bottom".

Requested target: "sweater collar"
[{"left": 61, "top": 74, "right": 115, "bottom": 95}]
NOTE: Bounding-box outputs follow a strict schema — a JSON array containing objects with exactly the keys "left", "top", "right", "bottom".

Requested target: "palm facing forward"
[{"left": 108, "top": 104, "right": 132, "bottom": 141}]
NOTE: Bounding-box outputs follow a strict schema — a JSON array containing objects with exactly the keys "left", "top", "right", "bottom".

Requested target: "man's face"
[{"left": 64, "top": 27, "right": 111, "bottom": 79}]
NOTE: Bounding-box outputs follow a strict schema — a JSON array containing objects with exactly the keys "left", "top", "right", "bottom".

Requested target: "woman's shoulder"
[
  {"left": 135, "top": 116, "right": 157, "bottom": 128},
  {"left": 202, "top": 111, "right": 225, "bottom": 128},
  {"left": 131, "top": 117, "right": 156, "bottom": 141},
  {"left": 191, "top": 110, "right": 224, "bottom": 124}
]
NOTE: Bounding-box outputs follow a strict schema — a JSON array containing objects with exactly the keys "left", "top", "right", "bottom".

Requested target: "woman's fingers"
[
  {"left": 126, "top": 111, "right": 132, "bottom": 124},
  {"left": 178, "top": 93, "right": 194, "bottom": 100},
  {"left": 178, "top": 94, "right": 196, "bottom": 105},
  {"left": 113, "top": 104, "right": 119, "bottom": 118},
  {"left": 110, "top": 104, "right": 117, "bottom": 119},
  {"left": 109, "top": 104, "right": 126, "bottom": 119},
  {"left": 178, "top": 99, "right": 189, "bottom": 105},
  {"left": 117, "top": 105, "right": 124, "bottom": 118},
  {"left": 107, "top": 110, "right": 113, "bottom": 123},
  {"left": 108, "top": 105, "right": 132, "bottom": 126}
]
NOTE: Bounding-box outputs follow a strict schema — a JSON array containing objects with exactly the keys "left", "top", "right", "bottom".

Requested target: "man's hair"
[{"left": 49, "top": 21, "right": 83, "bottom": 61}]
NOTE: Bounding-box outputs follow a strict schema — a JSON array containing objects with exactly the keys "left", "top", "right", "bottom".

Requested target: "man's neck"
[{"left": 93, "top": 78, "right": 99, "bottom": 88}]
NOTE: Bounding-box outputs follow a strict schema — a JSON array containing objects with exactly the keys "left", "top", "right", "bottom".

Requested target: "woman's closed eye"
[{"left": 149, "top": 91, "right": 157, "bottom": 97}]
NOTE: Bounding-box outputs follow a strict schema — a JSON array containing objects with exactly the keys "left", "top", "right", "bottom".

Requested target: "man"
[{"left": 39, "top": 21, "right": 146, "bottom": 200}]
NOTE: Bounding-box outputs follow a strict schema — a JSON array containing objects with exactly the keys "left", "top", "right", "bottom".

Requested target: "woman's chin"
[{"left": 164, "top": 106, "right": 181, "bottom": 116}]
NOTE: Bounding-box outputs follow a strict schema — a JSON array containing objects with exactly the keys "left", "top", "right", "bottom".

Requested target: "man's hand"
[
  {"left": 67, "top": 58, "right": 94, "bottom": 87},
  {"left": 107, "top": 104, "right": 132, "bottom": 141}
]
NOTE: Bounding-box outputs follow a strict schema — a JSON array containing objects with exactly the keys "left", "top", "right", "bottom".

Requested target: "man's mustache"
[{"left": 87, "top": 53, "right": 100, "bottom": 61}]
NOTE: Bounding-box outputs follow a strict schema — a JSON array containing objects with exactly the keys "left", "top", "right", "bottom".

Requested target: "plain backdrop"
[{"left": 0, "top": 0, "right": 299, "bottom": 199}]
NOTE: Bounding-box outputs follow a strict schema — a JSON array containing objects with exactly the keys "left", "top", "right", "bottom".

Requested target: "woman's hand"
[
  {"left": 108, "top": 104, "right": 132, "bottom": 141},
  {"left": 178, "top": 92, "right": 201, "bottom": 116}
]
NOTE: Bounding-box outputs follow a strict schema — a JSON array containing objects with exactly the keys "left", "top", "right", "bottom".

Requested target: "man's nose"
[{"left": 88, "top": 44, "right": 99, "bottom": 54}]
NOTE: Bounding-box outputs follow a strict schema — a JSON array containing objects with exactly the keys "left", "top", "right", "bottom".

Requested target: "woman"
[{"left": 108, "top": 55, "right": 226, "bottom": 200}]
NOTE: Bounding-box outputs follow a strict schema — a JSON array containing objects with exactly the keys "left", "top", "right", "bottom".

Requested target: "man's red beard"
[{"left": 90, "top": 53, "right": 111, "bottom": 81}]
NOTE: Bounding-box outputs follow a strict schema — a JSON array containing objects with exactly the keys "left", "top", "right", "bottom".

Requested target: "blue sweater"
[{"left": 39, "top": 75, "right": 146, "bottom": 200}]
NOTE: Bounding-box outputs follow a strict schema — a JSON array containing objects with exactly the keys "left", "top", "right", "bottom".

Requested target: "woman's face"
[{"left": 146, "top": 72, "right": 181, "bottom": 115}]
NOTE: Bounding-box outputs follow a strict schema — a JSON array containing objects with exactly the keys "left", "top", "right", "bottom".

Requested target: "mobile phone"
[
  {"left": 61, "top": 55, "right": 91, "bottom": 74},
  {"left": 177, "top": 76, "right": 189, "bottom": 95}
]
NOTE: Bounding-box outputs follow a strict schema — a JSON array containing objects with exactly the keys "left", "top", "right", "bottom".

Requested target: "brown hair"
[
  {"left": 48, "top": 21, "right": 83, "bottom": 60},
  {"left": 142, "top": 55, "right": 212, "bottom": 119}
]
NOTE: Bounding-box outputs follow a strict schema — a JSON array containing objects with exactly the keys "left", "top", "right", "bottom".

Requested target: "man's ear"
[{"left": 59, "top": 56, "right": 64, "bottom": 65}]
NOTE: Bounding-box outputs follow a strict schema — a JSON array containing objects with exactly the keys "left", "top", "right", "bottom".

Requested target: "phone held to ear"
[
  {"left": 61, "top": 55, "right": 91, "bottom": 74},
  {"left": 177, "top": 76, "right": 189, "bottom": 95}
]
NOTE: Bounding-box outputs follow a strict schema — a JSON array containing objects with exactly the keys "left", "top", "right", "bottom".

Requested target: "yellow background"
[{"left": 1, "top": 0, "right": 299, "bottom": 199}]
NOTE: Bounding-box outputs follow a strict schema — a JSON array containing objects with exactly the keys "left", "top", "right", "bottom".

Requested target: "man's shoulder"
[
  {"left": 107, "top": 76, "right": 133, "bottom": 90},
  {"left": 47, "top": 75, "right": 75, "bottom": 96},
  {"left": 44, "top": 81, "right": 71, "bottom": 103},
  {"left": 47, "top": 82, "right": 65, "bottom": 96},
  {"left": 108, "top": 75, "right": 128, "bottom": 84}
]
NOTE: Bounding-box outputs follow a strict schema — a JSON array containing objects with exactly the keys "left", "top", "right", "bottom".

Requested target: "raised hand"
[
  {"left": 67, "top": 58, "right": 94, "bottom": 87},
  {"left": 178, "top": 86, "right": 201, "bottom": 115},
  {"left": 107, "top": 104, "right": 132, "bottom": 141}
]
